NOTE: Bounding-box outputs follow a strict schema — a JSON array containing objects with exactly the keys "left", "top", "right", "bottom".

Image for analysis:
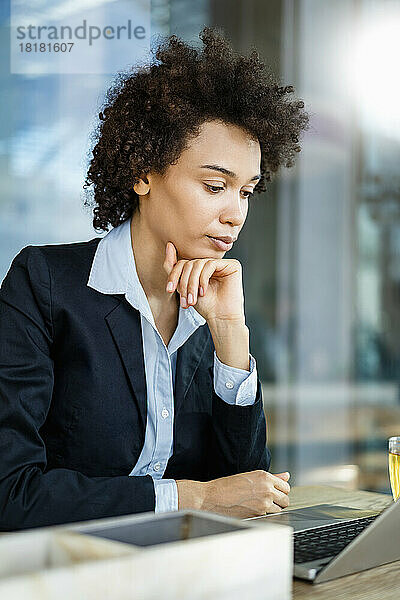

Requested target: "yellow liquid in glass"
[{"left": 389, "top": 452, "right": 400, "bottom": 501}]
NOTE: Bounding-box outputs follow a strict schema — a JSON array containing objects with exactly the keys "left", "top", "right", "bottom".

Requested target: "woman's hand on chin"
[{"left": 163, "top": 240, "right": 245, "bottom": 323}]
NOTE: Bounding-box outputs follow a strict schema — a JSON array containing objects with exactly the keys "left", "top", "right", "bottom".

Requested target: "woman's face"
[{"left": 136, "top": 119, "right": 261, "bottom": 260}]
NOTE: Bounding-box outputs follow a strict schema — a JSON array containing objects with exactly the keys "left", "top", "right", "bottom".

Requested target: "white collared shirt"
[{"left": 87, "top": 216, "right": 257, "bottom": 512}]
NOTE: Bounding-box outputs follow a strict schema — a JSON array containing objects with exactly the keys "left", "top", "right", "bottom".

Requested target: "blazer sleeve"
[
  {"left": 206, "top": 348, "right": 271, "bottom": 480},
  {"left": 0, "top": 246, "right": 155, "bottom": 532}
]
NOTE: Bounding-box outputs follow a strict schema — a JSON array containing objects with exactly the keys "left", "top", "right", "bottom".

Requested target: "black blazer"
[{"left": 0, "top": 238, "right": 270, "bottom": 531}]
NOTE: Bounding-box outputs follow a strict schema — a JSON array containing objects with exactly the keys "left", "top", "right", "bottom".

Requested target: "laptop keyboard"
[{"left": 294, "top": 515, "right": 378, "bottom": 564}]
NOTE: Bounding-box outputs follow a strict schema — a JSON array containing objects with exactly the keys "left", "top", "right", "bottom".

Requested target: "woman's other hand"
[{"left": 176, "top": 470, "right": 291, "bottom": 518}]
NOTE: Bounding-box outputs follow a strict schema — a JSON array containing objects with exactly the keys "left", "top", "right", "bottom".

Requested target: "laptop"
[{"left": 247, "top": 498, "right": 400, "bottom": 583}]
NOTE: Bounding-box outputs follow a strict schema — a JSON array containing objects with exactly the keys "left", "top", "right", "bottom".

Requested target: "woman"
[{"left": 0, "top": 27, "right": 309, "bottom": 531}]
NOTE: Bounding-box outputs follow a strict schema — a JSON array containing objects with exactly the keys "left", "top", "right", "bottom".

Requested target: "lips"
[
  {"left": 207, "top": 236, "right": 234, "bottom": 251},
  {"left": 208, "top": 235, "right": 236, "bottom": 244},
  {"left": 210, "top": 235, "right": 233, "bottom": 244}
]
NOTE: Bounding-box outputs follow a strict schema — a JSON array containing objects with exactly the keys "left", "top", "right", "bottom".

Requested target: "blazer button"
[
  {"left": 153, "top": 462, "right": 161, "bottom": 472},
  {"left": 225, "top": 381, "right": 234, "bottom": 389}
]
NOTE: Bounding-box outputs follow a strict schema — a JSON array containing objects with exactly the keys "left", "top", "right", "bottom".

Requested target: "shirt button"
[
  {"left": 153, "top": 462, "right": 161, "bottom": 472},
  {"left": 225, "top": 380, "right": 234, "bottom": 389},
  {"left": 161, "top": 408, "right": 169, "bottom": 419}
]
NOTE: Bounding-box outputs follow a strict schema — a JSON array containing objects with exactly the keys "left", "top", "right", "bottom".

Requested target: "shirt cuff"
[
  {"left": 152, "top": 478, "right": 179, "bottom": 512},
  {"left": 213, "top": 350, "right": 258, "bottom": 406}
]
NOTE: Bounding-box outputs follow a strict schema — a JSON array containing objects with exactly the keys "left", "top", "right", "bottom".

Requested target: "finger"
[
  {"left": 272, "top": 488, "right": 290, "bottom": 508},
  {"left": 271, "top": 475, "right": 290, "bottom": 494},
  {"left": 186, "top": 260, "right": 211, "bottom": 305},
  {"left": 265, "top": 502, "right": 283, "bottom": 514},
  {"left": 198, "top": 260, "right": 226, "bottom": 295},
  {"left": 166, "top": 260, "right": 186, "bottom": 294},
  {"left": 177, "top": 262, "right": 195, "bottom": 307},
  {"left": 163, "top": 242, "right": 178, "bottom": 277},
  {"left": 275, "top": 472, "right": 291, "bottom": 482}
]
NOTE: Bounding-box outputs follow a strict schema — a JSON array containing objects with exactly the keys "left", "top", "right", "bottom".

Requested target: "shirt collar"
[{"left": 87, "top": 216, "right": 206, "bottom": 330}]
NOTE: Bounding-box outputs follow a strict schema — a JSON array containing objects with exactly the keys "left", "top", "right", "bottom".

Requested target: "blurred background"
[{"left": 1, "top": 0, "right": 400, "bottom": 494}]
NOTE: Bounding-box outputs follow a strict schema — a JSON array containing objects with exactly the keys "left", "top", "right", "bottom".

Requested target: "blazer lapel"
[
  {"left": 105, "top": 297, "right": 148, "bottom": 433},
  {"left": 174, "top": 323, "right": 211, "bottom": 416},
  {"left": 105, "top": 295, "right": 211, "bottom": 431}
]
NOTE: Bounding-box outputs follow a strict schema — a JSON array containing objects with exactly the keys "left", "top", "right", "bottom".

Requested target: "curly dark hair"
[{"left": 83, "top": 26, "right": 310, "bottom": 233}]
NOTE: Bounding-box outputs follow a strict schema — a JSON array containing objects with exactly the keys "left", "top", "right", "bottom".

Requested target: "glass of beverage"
[{"left": 388, "top": 436, "right": 400, "bottom": 501}]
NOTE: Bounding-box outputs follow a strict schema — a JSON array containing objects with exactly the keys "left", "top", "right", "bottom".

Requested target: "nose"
[{"left": 219, "top": 192, "right": 247, "bottom": 228}]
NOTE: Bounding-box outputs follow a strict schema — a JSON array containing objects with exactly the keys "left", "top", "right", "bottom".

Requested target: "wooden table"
[{"left": 286, "top": 486, "right": 398, "bottom": 599}]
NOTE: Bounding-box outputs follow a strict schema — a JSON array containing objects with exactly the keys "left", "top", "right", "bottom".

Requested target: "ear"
[{"left": 133, "top": 173, "right": 150, "bottom": 195}]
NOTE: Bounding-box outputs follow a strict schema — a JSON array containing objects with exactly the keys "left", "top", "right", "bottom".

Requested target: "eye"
[
  {"left": 204, "top": 184, "right": 224, "bottom": 193},
  {"left": 204, "top": 183, "right": 254, "bottom": 198}
]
